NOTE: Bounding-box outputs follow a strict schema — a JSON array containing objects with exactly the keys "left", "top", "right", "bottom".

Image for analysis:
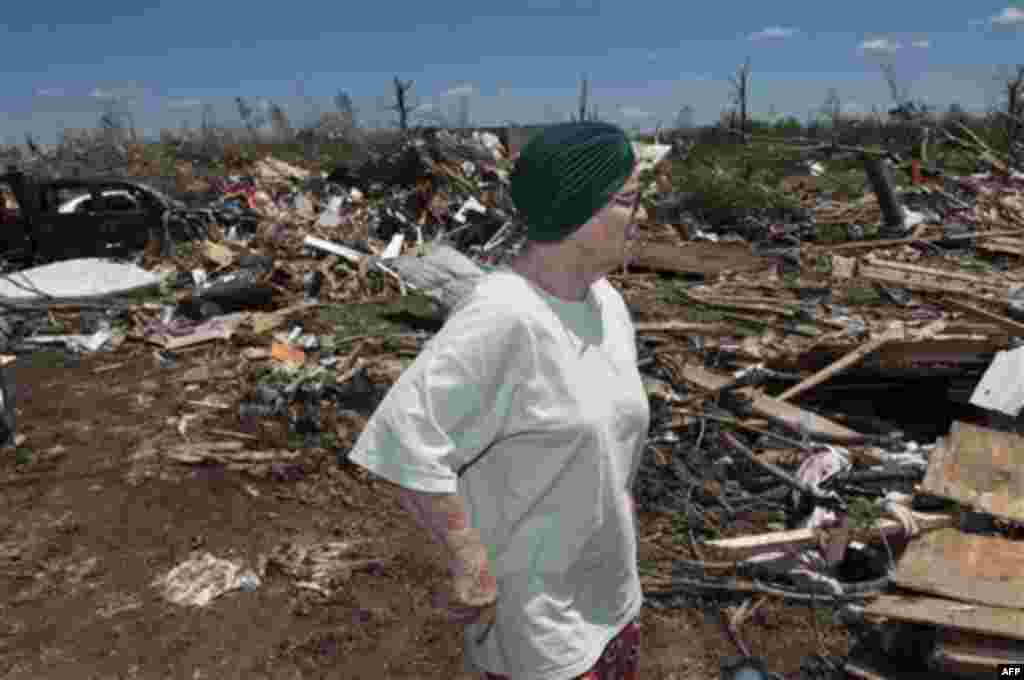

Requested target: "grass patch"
[
  {"left": 13, "top": 447, "right": 31, "bottom": 465},
  {"left": 847, "top": 497, "right": 884, "bottom": 530},
  {"left": 844, "top": 285, "right": 883, "bottom": 306},
  {"left": 815, "top": 224, "right": 849, "bottom": 244},
  {"left": 812, "top": 255, "right": 834, "bottom": 275},
  {"left": 116, "top": 277, "right": 177, "bottom": 306},
  {"left": 319, "top": 291, "right": 441, "bottom": 341},
  {"left": 666, "top": 141, "right": 802, "bottom": 224},
  {"left": 817, "top": 167, "right": 868, "bottom": 199},
  {"left": 957, "top": 254, "right": 995, "bottom": 274}
]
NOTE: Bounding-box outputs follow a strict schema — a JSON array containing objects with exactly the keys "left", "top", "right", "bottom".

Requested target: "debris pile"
[{"left": 4, "top": 125, "right": 1024, "bottom": 676}]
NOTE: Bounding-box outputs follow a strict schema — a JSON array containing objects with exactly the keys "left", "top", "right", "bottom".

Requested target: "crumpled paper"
[{"left": 153, "top": 552, "right": 260, "bottom": 607}]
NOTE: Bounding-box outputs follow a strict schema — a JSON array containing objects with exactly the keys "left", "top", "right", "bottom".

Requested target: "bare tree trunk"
[
  {"left": 392, "top": 76, "right": 413, "bottom": 132},
  {"left": 1003, "top": 66, "right": 1024, "bottom": 168},
  {"left": 577, "top": 75, "right": 590, "bottom": 123},
  {"left": 729, "top": 58, "right": 752, "bottom": 143},
  {"left": 863, "top": 157, "right": 904, "bottom": 231}
]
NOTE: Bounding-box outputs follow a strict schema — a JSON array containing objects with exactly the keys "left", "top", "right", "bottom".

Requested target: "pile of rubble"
[{"left": 4, "top": 126, "right": 1024, "bottom": 677}]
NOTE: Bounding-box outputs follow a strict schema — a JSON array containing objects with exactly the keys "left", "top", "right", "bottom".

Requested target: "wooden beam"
[
  {"left": 858, "top": 262, "right": 1008, "bottom": 303},
  {"left": 866, "top": 594, "right": 1024, "bottom": 641},
  {"left": 677, "top": 362, "right": 864, "bottom": 442},
  {"left": 627, "top": 241, "right": 768, "bottom": 276},
  {"left": 705, "top": 511, "right": 955, "bottom": 560},
  {"left": 777, "top": 327, "right": 900, "bottom": 402},
  {"left": 821, "top": 227, "right": 1024, "bottom": 253},
  {"left": 863, "top": 254, "right": 1009, "bottom": 286},
  {"left": 932, "top": 630, "right": 1024, "bottom": 676},
  {"left": 940, "top": 297, "right": 1024, "bottom": 337},
  {"left": 635, "top": 321, "right": 736, "bottom": 336}
]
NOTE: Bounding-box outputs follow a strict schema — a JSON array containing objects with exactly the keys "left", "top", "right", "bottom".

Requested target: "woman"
[{"left": 348, "top": 121, "right": 651, "bottom": 680}]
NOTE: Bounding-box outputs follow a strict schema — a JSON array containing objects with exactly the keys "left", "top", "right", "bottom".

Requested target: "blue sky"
[{"left": 2, "top": 1, "right": 1023, "bottom": 143}]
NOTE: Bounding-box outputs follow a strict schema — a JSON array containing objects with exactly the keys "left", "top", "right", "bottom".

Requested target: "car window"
[{"left": 102, "top": 195, "right": 138, "bottom": 211}]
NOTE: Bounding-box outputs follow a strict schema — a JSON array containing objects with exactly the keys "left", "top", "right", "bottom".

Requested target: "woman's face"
[{"left": 572, "top": 165, "right": 648, "bottom": 274}]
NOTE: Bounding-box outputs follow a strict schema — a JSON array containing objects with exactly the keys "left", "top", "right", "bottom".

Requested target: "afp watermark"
[{"left": 1000, "top": 664, "right": 1024, "bottom": 676}]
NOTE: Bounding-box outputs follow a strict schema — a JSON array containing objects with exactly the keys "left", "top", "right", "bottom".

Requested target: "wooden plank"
[
  {"left": 820, "top": 227, "right": 1024, "bottom": 253},
  {"left": 976, "top": 237, "right": 1024, "bottom": 257},
  {"left": 941, "top": 297, "right": 1024, "bottom": 337},
  {"left": 677, "top": 363, "right": 864, "bottom": 442},
  {"left": 920, "top": 421, "right": 1024, "bottom": 522},
  {"left": 706, "top": 512, "right": 956, "bottom": 560},
  {"left": 872, "top": 339, "right": 1006, "bottom": 368},
  {"left": 893, "top": 528, "right": 1024, "bottom": 609},
  {"left": 932, "top": 630, "right": 1024, "bottom": 676},
  {"left": 865, "top": 594, "right": 1024, "bottom": 641},
  {"left": 634, "top": 321, "right": 736, "bottom": 336},
  {"left": 859, "top": 262, "right": 1009, "bottom": 302},
  {"left": 628, "top": 242, "right": 768, "bottom": 276},
  {"left": 864, "top": 254, "right": 1010, "bottom": 286},
  {"left": 778, "top": 327, "right": 900, "bottom": 402}
]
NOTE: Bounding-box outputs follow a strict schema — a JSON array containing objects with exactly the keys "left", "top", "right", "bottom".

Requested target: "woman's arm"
[{"left": 396, "top": 486, "right": 497, "bottom": 610}]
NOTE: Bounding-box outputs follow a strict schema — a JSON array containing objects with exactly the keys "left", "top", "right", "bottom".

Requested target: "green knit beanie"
[{"left": 511, "top": 122, "right": 636, "bottom": 243}]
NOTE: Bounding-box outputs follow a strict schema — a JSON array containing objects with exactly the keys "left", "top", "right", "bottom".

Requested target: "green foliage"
[
  {"left": 638, "top": 559, "right": 660, "bottom": 577},
  {"left": 816, "top": 223, "right": 849, "bottom": 244},
  {"left": 668, "top": 158, "right": 800, "bottom": 223},
  {"left": 847, "top": 496, "right": 883, "bottom": 530},
  {"left": 845, "top": 285, "right": 882, "bottom": 306},
  {"left": 13, "top": 447, "right": 31, "bottom": 465},
  {"left": 774, "top": 116, "right": 803, "bottom": 132},
  {"left": 817, "top": 168, "right": 867, "bottom": 198},
  {"left": 957, "top": 254, "right": 994, "bottom": 274},
  {"left": 813, "top": 255, "right": 834, "bottom": 275}
]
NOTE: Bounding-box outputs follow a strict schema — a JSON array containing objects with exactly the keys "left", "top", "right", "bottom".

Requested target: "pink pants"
[{"left": 481, "top": 619, "right": 641, "bottom": 680}]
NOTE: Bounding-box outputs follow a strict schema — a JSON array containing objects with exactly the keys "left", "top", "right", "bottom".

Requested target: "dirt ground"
[{"left": 0, "top": 345, "right": 848, "bottom": 680}]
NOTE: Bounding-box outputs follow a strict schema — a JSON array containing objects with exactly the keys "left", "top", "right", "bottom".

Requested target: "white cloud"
[
  {"left": 35, "top": 88, "right": 65, "bottom": 97},
  {"left": 748, "top": 26, "right": 798, "bottom": 41},
  {"left": 911, "top": 39, "right": 931, "bottom": 48},
  {"left": 857, "top": 37, "right": 902, "bottom": 54},
  {"left": 89, "top": 84, "right": 146, "bottom": 101},
  {"left": 441, "top": 83, "right": 475, "bottom": 97},
  {"left": 990, "top": 6, "right": 1024, "bottom": 28},
  {"left": 167, "top": 98, "right": 201, "bottom": 111},
  {"left": 619, "top": 106, "right": 652, "bottom": 118}
]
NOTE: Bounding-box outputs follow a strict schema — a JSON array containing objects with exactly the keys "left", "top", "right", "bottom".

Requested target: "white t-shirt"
[{"left": 348, "top": 268, "right": 651, "bottom": 680}]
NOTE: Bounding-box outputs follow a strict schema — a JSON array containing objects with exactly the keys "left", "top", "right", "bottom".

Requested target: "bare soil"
[{"left": 0, "top": 346, "right": 848, "bottom": 679}]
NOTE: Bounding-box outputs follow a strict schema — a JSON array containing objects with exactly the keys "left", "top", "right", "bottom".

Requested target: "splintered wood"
[
  {"left": 674, "top": 361, "right": 863, "bottom": 443},
  {"left": 932, "top": 631, "right": 1024, "bottom": 676},
  {"left": 892, "top": 528, "right": 1024, "bottom": 609},
  {"left": 920, "top": 421, "right": 1024, "bottom": 522},
  {"left": 865, "top": 595, "right": 1024, "bottom": 642},
  {"left": 777, "top": 326, "right": 901, "bottom": 402},
  {"left": 858, "top": 254, "right": 1013, "bottom": 302},
  {"left": 628, "top": 241, "right": 768, "bottom": 276},
  {"left": 706, "top": 511, "right": 955, "bottom": 560}
]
